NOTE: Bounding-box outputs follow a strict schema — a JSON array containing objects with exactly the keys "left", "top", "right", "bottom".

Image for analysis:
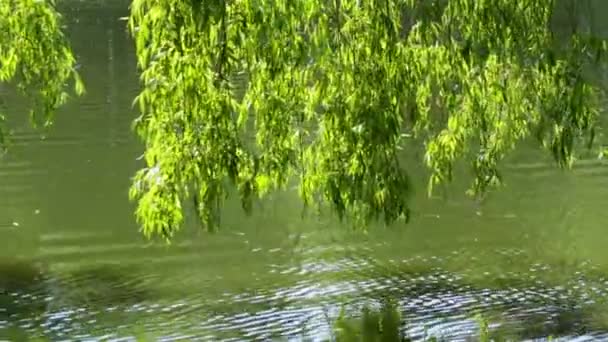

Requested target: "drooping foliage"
[
  {"left": 0, "top": 0, "right": 84, "bottom": 148},
  {"left": 128, "top": 0, "right": 607, "bottom": 239},
  {"left": 333, "top": 301, "right": 403, "bottom": 341}
]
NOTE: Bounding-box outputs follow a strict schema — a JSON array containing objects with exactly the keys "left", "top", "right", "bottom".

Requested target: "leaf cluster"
[
  {"left": 127, "top": 0, "right": 607, "bottom": 239},
  {"left": 0, "top": 0, "right": 84, "bottom": 149}
]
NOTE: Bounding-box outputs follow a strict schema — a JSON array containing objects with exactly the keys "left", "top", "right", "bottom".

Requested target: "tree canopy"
[
  {"left": 127, "top": 0, "right": 607, "bottom": 239},
  {"left": 2, "top": 0, "right": 607, "bottom": 240},
  {"left": 0, "top": 0, "right": 84, "bottom": 148}
]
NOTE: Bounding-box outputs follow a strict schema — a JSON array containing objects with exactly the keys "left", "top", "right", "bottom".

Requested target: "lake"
[{"left": 2, "top": 1, "right": 608, "bottom": 341}]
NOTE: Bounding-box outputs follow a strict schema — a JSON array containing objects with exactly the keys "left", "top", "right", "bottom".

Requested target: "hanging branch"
[
  {"left": 128, "top": 0, "right": 607, "bottom": 239},
  {"left": 0, "top": 0, "right": 84, "bottom": 148}
]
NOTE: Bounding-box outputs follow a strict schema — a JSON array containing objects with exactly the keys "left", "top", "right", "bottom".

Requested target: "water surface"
[{"left": 2, "top": 1, "right": 608, "bottom": 341}]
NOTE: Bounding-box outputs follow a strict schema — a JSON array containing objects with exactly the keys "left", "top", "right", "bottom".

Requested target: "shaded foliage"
[{"left": 333, "top": 301, "right": 406, "bottom": 341}]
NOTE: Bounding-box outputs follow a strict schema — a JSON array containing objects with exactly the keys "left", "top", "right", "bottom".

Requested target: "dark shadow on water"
[
  {"left": 53, "top": 263, "right": 153, "bottom": 306},
  {"left": 0, "top": 260, "right": 156, "bottom": 340},
  {"left": 0, "top": 259, "right": 47, "bottom": 319},
  {"left": 0, "top": 259, "right": 49, "bottom": 341}
]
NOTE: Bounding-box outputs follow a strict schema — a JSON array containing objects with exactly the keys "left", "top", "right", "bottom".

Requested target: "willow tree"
[
  {"left": 0, "top": 0, "right": 84, "bottom": 148},
  {"left": 128, "top": 0, "right": 607, "bottom": 239}
]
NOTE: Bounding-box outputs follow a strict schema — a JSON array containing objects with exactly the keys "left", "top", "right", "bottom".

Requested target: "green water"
[{"left": 2, "top": 1, "right": 608, "bottom": 341}]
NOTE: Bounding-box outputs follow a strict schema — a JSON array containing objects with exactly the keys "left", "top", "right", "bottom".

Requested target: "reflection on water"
[
  {"left": 2, "top": 0, "right": 608, "bottom": 341},
  {"left": 3, "top": 250, "right": 608, "bottom": 340}
]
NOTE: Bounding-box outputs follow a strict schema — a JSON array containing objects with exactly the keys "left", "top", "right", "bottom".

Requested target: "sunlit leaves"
[
  {"left": 410, "top": 0, "right": 606, "bottom": 197},
  {"left": 129, "top": 0, "right": 607, "bottom": 239},
  {"left": 0, "top": 0, "right": 83, "bottom": 141}
]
